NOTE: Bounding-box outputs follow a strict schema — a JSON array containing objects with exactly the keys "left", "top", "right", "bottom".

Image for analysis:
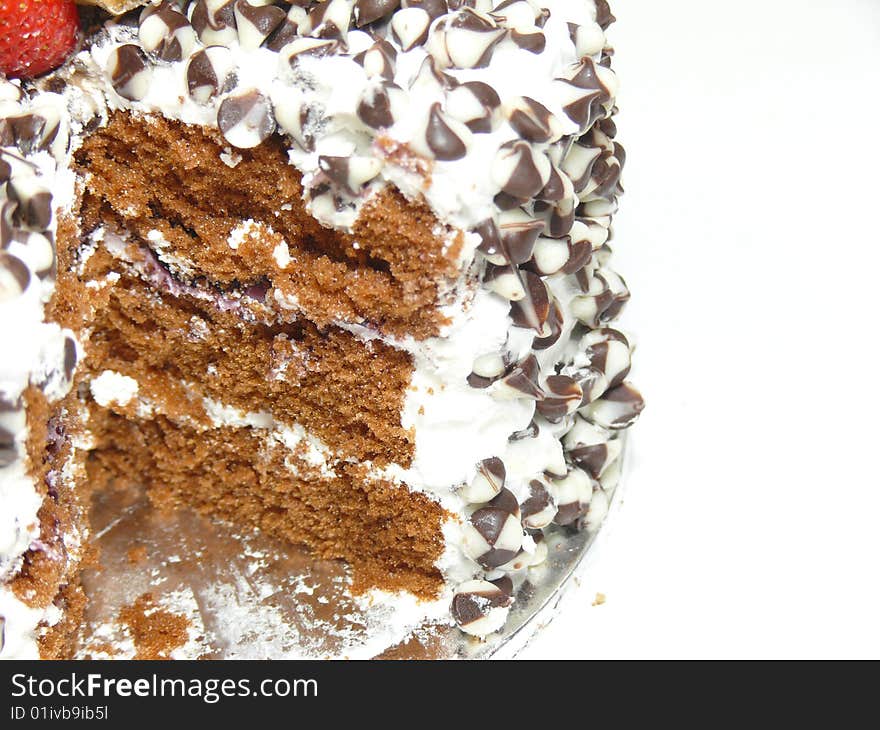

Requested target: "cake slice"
[{"left": 0, "top": 0, "right": 642, "bottom": 658}]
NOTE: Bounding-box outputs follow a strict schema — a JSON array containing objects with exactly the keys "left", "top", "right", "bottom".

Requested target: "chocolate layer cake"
[{"left": 0, "top": 0, "right": 642, "bottom": 658}]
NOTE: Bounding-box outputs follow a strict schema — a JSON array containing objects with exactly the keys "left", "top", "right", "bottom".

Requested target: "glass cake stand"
[{"left": 76, "top": 446, "right": 626, "bottom": 660}]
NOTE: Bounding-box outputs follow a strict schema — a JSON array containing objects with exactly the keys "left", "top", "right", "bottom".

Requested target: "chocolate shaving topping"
[
  {"left": 424, "top": 103, "right": 467, "bottom": 160},
  {"left": 354, "top": 0, "right": 401, "bottom": 26}
]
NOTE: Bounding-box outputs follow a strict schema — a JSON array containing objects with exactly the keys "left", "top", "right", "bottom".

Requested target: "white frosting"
[{"left": 89, "top": 370, "right": 140, "bottom": 407}]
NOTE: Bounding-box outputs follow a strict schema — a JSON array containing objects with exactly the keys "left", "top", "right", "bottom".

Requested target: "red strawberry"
[{"left": 0, "top": 0, "right": 80, "bottom": 80}]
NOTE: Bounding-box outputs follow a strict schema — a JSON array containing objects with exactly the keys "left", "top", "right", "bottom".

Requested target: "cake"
[{"left": 0, "top": 0, "right": 642, "bottom": 659}]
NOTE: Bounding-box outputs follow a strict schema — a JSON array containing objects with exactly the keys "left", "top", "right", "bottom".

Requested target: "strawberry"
[{"left": 0, "top": 0, "right": 80, "bottom": 80}]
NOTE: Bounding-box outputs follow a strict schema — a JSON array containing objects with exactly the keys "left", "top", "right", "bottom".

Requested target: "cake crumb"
[
  {"left": 119, "top": 593, "right": 189, "bottom": 660},
  {"left": 126, "top": 545, "right": 148, "bottom": 565},
  {"left": 592, "top": 592, "right": 606, "bottom": 607}
]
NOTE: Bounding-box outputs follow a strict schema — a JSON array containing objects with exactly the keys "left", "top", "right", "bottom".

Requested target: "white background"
[{"left": 521, "top": 0, "right": 880, "bottom": 658}]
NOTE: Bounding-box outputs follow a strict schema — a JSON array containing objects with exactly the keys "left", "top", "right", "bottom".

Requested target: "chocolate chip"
[
  {"left": 510, "top": 29, "right": 545, "bottom": 54},
  {"left": 462, "top": 487, "right": 523, "bottom": 568},
  {"left": 0, "top": 251, "right": 31, "bottom": 301},
  {"left": 0, "top": 425, "right": 17, "bottom": 467},
  {"left": 509, "top": 270, "right": 550, "bottom": 333},
  {"left": 190, "top": 0, "right": 238, "bottom": 46},
  {"left": 585, "top": 382, "right": 645, "bottom": 429},
  {"left": 536, "top": 375, "right": 582, "bottom": 423},
  {"left": 424, "top": 102, "right": 467, "bottom": 161},
  {"left": 521, "top": 479, "right": 557, "bottom": 530},
  {"left": 234, "top": 0, "right": 286, "bottom": 50},
  {"left": 492, "top": 140, "right": 551, "bottom": 200},
  {"left": 497, "top": 353, "right": 543, "bottom": 399},
  {"left": 217, "top": 90, "right": 276, "bottom": 149},
  {"left": 430, "top": 8, "right": 505, "bottom": 69},
  {"left": 460, "top": 456, "right": 506, "bottom": 503},
  {"left": 551, "top": 467, "right": 595, "bottom": 526},
  {"left": 445, "top": 81, "right": 500, "bottom": 133},
  {"left": 107, "top": 44, "right": 152, "bottom": 102},
  {"left": 402, "top": 0, "right": 447, "bottom": 20},
  {"left": 508, "top": 96, "right": 559, "bottom": 144},
  {"left": 451, "top": 579, "right": 513, "bottom": 636},
  {"left": 357, "top": 82, "right": 398, "bottom": 129},
  {"left": 186, "top": 46, "right": 237, "bottom": 104},
  {"left": 63, "top": 336, "right": 78, "bottom": 382},
  {"left": 595, "top": 0, "right": 616, "bottom": 30},
  {"left": 354, "top": 0, "right": 400, "bottom": 26},
  {"left": 139, "top": 3, "right": 196, "bottom": 62},
  {"left": 392, "top": 7, "right": 431, "bottom": 51}
]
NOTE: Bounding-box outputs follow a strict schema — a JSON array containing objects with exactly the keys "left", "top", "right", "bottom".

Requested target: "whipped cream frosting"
[{"left": 0, "top": 0, "right": 641, "bottom": 656}]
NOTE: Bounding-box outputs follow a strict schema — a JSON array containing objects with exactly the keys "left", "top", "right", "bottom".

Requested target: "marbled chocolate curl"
[
  {"left": 428, "top": 8, "right": 506, "bottom": 69},
  {"left": 0, "top": 251, "right": 30, "bottom": 302},
  {"left": 536, "top": 375, "right": 582, "bottom": 423},
  {"left": 107, "top": 45, "right": 153, "bottom": 102},
  {"left": 187, "top": 46, "right": 237, "bottom": 104},
  {"left": 217, "top": 90, "right": 276, "bottom": 149},
  {"left": 391, "top": 7, "right": 431, "bottom": 51},
  {"left": 494, "top": 353, "right": 542, "bottom": 400},
  {"left": 521, "top": 479, "right": 557, "bottom": 530},
  {"left": 445, "top": 81, "right": 500, "bottom": 133},
  {"left": 551, "top": 466, "right": 595, "bottom": 526},
  {"left": 451, "top": 579, "right": 512, "bottom": 637},
  {"left": 461, "top": 488, "right": 523, "bottom": 569},
  {"left": 423, "top": 102, "right": 469, "bottom": 161},
  {"left": 460, "top": 456, "right": 506, "bottom": 503},
  {"left": 139, "top": 3, "right": 198, "bottom": 62},
  {"left": 354, "top": 0, "right": 400, "bottom": 26},
  {"left": 190, "top": 0, "right": 238, "bottom": 47},
  {"left": 563, "top": 417, "right": 621, "bottom": 480},
  {"left": 234, "top": 0, "right": 286, "bottom": 50},
  {"left": 584, "top": 382, "right": 645, "bottom": 430},
  {"left": 507, "top": 96, "right": 561, "bottom": 144},
  {"left": 492, "top": 140, "right": 551, "bottom": 200}
]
